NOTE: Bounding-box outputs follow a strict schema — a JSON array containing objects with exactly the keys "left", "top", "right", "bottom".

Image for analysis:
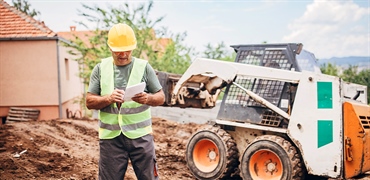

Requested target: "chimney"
[{"left": 70, "top": 26, "right": 76, "bottom": 31}]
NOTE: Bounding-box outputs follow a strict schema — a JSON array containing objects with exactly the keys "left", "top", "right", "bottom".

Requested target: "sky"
[{"left": 5, "top": 0, "right": 370, "bottom": 59}]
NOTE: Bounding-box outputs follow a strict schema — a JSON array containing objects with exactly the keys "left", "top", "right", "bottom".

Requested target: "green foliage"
[
  {"left": 150, "top": 29, "right": 193, "bottom": 74},
  {"left": 321, "top": 63, "right": 370, "bottom": 104},
  {"left": 340, "top": 65, "right": 359, "bottom": 83},
  {"left": 320, "top": 63, "right": 339, "bottom": 76},
  {"left": 202, "top": 41, "right": 236, "bottom": 62},
  {"left": 203, "top": 42, "right": 226, "bottom": 59},
  {"left": 356, "top": 69, "right": 370, "bottom": 89},
  {"left": 220, "top": 52, "right": 237, "bottom": 62},
  {"left": 12, "top": 0, "right": 40, "bottom": 18},
  {"left": 62, "top": 1, "right": 193, "bottom": 86}
]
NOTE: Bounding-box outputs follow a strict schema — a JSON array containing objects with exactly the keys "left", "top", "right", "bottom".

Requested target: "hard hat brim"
[{"left": 108, "top": 44, "right": 137, "bottom": 52}]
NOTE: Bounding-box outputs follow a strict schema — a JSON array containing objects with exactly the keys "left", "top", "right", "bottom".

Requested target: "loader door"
[{"left": 343, "top": 102, "right": 370, "bottom": 178}]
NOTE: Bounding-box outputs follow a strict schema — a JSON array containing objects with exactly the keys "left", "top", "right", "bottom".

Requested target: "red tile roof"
[
  {"left": 57, "top": 28, "right": 95, "bottom": 47},
  {"left": 0, "top": 0, "right": 56, "bottom": 38}
]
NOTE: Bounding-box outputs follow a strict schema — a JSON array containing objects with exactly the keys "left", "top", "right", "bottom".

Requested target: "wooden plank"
[
  {"left": 7, "top": 114, "right": 38, "bottom": 118},
  {"left": 7, "top": 114, "right": 38, "bottom": 119},
  {"left": 9, "top": 109, "right": 40, "bottom": 113},
  {"left": 8, "top": 113, "right": 39, "bottom": 116},
  {"left": 7, "top": 107, "right": 40, "bottom": 122},
  {"left": 7, "top": 117, "right": 35, "bottom": 122},
  {"left": 9, "top": 107, "right": 40, "bottom": 111}
]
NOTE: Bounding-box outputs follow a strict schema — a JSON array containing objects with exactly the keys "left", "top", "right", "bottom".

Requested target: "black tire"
[
  {"left": 240, "top": 135, "right": 304, "bottom": 180},
  {"left": 186, "top": 125, "right": 239, "bottom": 180}
]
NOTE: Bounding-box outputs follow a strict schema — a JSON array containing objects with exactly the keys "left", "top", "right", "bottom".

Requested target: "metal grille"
[
  {"left": 225, "top": 76, "right": 254, "bottom": 105},
  {"left": 226, "top": 49, "right": 292, "bottom": 107},
  {"left": 253, "top": 79, "right": 284, "bottom": 106},
  {"left": 260, "top": 110, "right": 282, "bottom": 127},
  {"left": 237, "top": 50, "right": 264, "bottom": 65},
  {"left": 218, "top": 44, "right": 299, "bottom": 127},
  {"left": 261, "top": 50, "right": 291, "bottom": 70},
  {"left": 237, "top": 49, "right": 292, "bottom": 70},
  {"left": 360, "top": 116, "right": 370, "bottom": 129}
]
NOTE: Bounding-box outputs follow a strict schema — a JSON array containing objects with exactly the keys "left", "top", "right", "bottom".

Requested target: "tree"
[
  {"left": 320, "top": 63, "right": 339, "bottom": 76},
  {"left": 340, "top": 65, "right": 359, "bottom": 83},
  {"left": 149, "top": 28, "right": 193, "bottom": 74},
  {"left": 357, "top": 69, "right": 370, "bottom": 103},
  {"left": 63, "top": 1, "right": 194, "bottom": 86},
  {"left": 61, "top": 1, "right": 196, "bottom": 116},
  {"left": 12, "top": 0, "right": 40, "bottom": 18},
  {"left": 355, "top": 69, "right": 370, "bottom": 89},
  {"left": 202, "top": 41, "right": 236, "bottom": 62}
]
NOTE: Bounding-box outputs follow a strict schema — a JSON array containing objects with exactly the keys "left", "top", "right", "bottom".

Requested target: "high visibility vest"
[{"left": 98, "top": 57, "right": 152, "bottom": 139}]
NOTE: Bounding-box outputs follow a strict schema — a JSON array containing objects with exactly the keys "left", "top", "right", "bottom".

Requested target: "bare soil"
[
  {"left": 0, "top": 117, "right": 202, "bottom": 180},
  {"left": 0, "top": 117, "right": 369, "bottom": 180}
]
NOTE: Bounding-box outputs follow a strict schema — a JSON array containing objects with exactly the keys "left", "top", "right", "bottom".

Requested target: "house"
[{"left": 0, "top": 0, "right": 84, "bottom": 121}]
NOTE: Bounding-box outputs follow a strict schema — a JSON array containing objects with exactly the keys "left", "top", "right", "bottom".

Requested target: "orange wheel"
[
  {"left": 241, "top": 135, "right": 304, "bottom": 180},
  {"left": 193, "top": 139, "right": 220, "bottom": 172},
  {"left": 186, "top": 125, "right": 239, "bottom": 180},
  {"left": 249, "top": 150, "right": 283, "bottom": 180}
]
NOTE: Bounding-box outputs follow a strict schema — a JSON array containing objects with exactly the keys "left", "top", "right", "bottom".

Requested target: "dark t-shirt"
[{"left": 87, "top": 57, "right": 162, "bottom": 95}]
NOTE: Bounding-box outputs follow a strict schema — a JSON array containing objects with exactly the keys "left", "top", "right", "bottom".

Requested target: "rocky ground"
[{"left": 0, "top": 117, "right": 369, "bottom": 180}]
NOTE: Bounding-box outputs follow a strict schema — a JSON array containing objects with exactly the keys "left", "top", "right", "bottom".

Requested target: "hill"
[{"left": 318, "top": 56, "right": 370, "bottom": 70}]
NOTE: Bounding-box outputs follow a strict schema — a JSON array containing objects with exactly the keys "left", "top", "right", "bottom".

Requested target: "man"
[{"left": 86, "top": 23, "right": 165, "bottom": 180}]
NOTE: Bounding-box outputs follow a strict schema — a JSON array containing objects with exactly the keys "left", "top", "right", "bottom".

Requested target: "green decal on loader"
[
  {"left": 318, "top": 120, "right": 333, "bottom": 148},
  {"left": 317, "top": 82, "right": 333, "bottom": 109}
]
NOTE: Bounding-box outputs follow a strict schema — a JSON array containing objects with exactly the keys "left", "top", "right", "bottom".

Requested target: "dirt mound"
[
  {"left": 0, "top": 118, "right": 202, "bottom": 180},
  {"left": 2, "top": 118, "right": 369, "bottom": 180}
]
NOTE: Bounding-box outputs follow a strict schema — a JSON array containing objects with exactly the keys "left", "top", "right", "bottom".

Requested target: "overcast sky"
[{"left": 6, "top": 0, "right": 369, "bottom": 59}]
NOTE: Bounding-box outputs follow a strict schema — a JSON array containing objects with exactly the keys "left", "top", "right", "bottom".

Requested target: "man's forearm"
[
  {"left": 86, "top": 93, "right": 113, "bottom": 110},
  {"left": 146, "top": 90, "right": 165, "bottom": 106}
]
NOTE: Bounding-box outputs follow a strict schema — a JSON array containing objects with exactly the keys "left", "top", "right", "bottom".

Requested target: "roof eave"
[{"left": 0, "top": 36, "right": 60, "bottom": 41}]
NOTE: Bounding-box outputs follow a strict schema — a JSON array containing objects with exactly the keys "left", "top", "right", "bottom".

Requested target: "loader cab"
[{"left": 218, "top": 43, "right": 320, "bottom": 127}]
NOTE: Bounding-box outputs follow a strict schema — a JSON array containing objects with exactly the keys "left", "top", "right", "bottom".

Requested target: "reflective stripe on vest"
[
  {"left": 100, "top": 104, "right": 150, "bottom": 114},
  {"left": 99, "top": 118, "right": 151, "bottom": 132},
  {"left": 98, "top": 57, "right": 152, "bottom": 139}
]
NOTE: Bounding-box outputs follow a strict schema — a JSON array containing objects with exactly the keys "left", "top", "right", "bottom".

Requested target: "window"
[{"left": 65, "top": 58, "right": 69, "bottom": 80}]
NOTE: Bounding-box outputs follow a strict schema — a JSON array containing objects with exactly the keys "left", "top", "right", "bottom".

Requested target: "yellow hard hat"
[{"left": 107, "top": 23, "right": 137, "bottom": 52}]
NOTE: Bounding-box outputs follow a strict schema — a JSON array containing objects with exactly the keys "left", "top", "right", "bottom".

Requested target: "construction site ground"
[{"left": 0, "top": 116, "right": 369, "bottom": 180}]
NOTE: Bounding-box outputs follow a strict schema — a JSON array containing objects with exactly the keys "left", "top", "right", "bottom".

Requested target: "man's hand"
[
  {"left": 131, "top": 89, "right": 165, "bottom": 106},
  {"left": 110, "top": 89, "right": 125, "bottom": 104},
  {"left": 132, "top": 92, "right": 149, "bottom": 104},
  {"left": 86, "top": 89, "right": 125, "bottom": 110}
]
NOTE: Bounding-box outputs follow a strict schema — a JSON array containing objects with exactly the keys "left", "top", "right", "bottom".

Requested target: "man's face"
[{"left": 111, "top": 50, "right": 132, "bottom": 66}]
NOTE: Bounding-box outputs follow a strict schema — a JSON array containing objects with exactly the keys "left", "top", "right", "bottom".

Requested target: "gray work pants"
[{"left": 99, "top": 133, "right": 159, "bottom": 180}]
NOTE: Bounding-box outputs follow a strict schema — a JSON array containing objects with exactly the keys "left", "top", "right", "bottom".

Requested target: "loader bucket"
[{"left": 343, "top": 102, "right": 370, "bottom": 179}]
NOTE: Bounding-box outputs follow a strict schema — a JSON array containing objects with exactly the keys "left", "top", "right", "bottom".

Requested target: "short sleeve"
[
  {"left": 88, "top": 63, "right": 101, "bottom": 95},
  {"left": 144, "top": 63, "right": 162, "bottom": 93}
]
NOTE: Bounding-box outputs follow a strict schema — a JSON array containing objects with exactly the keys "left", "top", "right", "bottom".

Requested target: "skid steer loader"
[{"left": 157, "top": 43, "right": 370, "bottom": 180}]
